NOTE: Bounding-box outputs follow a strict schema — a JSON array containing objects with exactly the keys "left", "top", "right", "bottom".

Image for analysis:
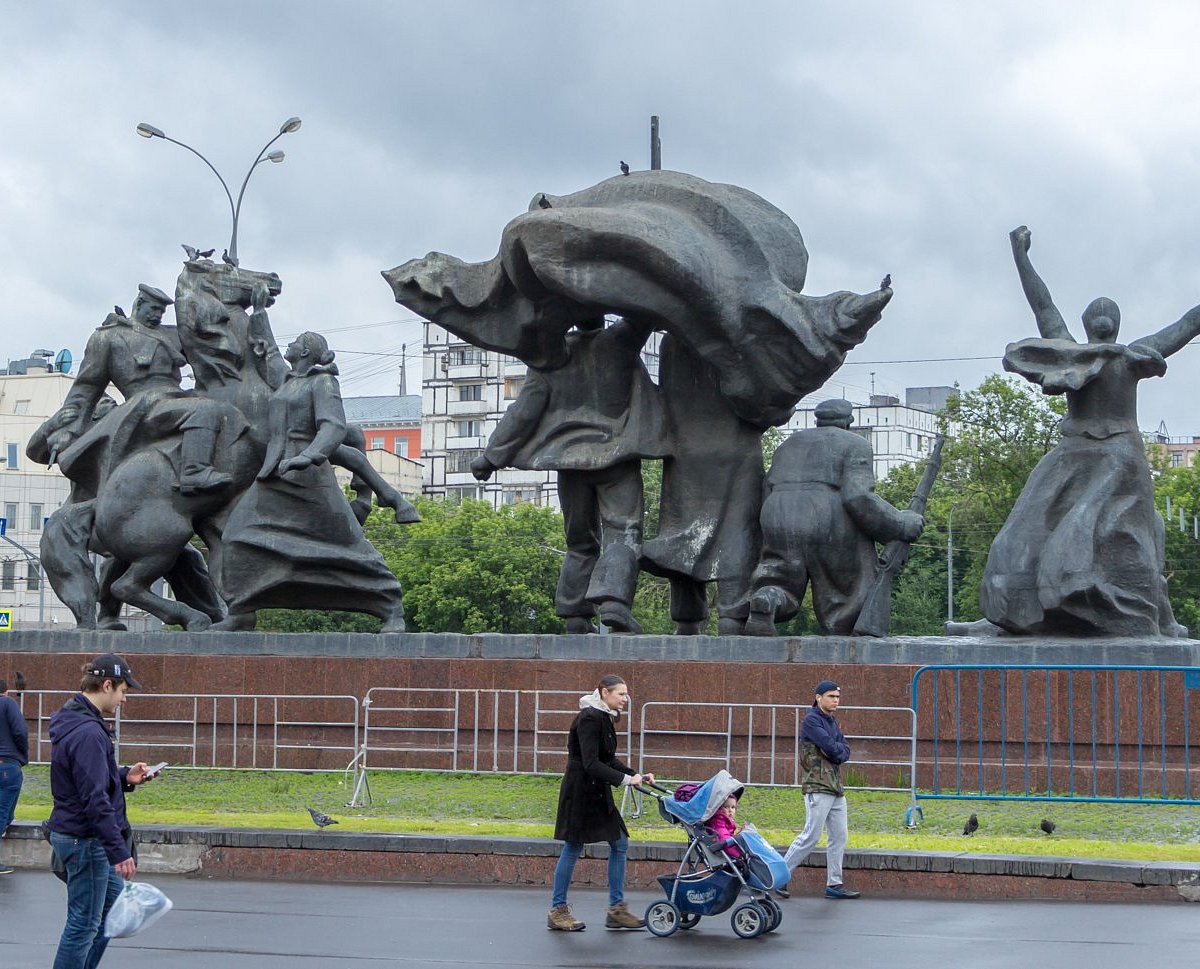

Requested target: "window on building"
[
  {"left": 5, "top": 443, "right": 18, "bottom": 470},
  {"left": 26, "top": 562, "right": 40, "bottom": 592},
  {"left": 502, "top": 488, "right": 539, "bottom": 505},
  {"left": 448, "top": 348, "right": 485, "bottom": 366},
  {"left": 30, "top": 504, "right": 43, "bottom": 531},
  {"left": 13, "top": 400, "right": 30, "bottom": 415},
  {"left": 447, "top": 449, "right": 484, "bottom": 473},
  {"left": 459, "top": 384, "right": 483, "bottom": 402},
  {"left": 1, "top": 561, "right": 13, "bottom": 591},
  {"left": 447, "top": 485, "right": 481, "bottom": 503},
  {"left": 396, "top": 438, "right": 409, "bottom": 458},
  {"left": 504, "top": 376, "right": 526, "bottom": 399},
  {"left": 3, "top": 503, "right": 15, "bottom": 531},
  {"left": 456, "top": 420, "right": 482, "bottom": 438},
  {"left": 906, "top": 433, "right": 913, "bottom": 449},
  {"left": 1172, "top": 452, "right": 1184, "bottom": 468},
  {"left": 371, "top": 436, "right": 385, "bottom": 450}
]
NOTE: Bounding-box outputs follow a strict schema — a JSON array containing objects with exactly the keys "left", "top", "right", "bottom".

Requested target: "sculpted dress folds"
[
  {"left": 981, "top": 227, "right": 1193, "bottom": 637},
  {"left": 218, "top": 334, "right": 405, "bottom": 630}
]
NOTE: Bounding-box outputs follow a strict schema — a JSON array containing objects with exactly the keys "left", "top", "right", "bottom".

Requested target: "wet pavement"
[{"left": 0, "top": 870, "right": 1194, "bottom": 967}]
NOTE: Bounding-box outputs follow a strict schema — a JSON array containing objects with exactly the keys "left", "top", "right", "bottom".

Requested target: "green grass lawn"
[{"left": 13, "top": 766, "right": 1200, "bottom": 862}]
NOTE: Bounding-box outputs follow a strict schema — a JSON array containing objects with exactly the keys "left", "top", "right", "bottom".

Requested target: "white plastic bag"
[{"left": 104, "top": 881, "right": 173, "bottom": 939}]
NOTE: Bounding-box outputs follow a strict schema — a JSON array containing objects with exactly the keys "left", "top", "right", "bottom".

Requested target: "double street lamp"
[{"left": 136, "top": 116, "right": 302, "bottom": 266}]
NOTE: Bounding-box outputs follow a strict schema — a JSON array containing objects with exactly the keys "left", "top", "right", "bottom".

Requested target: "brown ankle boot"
[
  {"left": 547, "top": 904, "right": 585, "bottom": 931},
  {"left": 605, "top": 901, "right": 645, "bottom": 929}
]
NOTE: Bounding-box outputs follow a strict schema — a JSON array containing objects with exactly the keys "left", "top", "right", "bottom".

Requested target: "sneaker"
[
  {"left": 773, "top": 887, "right": 790, "bottom": 900},
  {"left": 0, "top": 866, "right": 14, "bottom": 875},
  {"left": 547, "top": 904, "right": 585, "bottom": 931},
  {"left": 824, "top": 884, "right": 861, "bottom": 899},
  {"left": 605, "top": 901, "right": 646, "bottom": 929}
]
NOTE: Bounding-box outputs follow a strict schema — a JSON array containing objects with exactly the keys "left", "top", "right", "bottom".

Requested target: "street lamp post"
[{"left": 136, "top": 117, "right": 301, "bottom": 265}]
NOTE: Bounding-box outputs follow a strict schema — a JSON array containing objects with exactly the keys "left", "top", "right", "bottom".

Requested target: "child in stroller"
[{"left": 639, "top": 769, "right": 789, "bottom": 939}]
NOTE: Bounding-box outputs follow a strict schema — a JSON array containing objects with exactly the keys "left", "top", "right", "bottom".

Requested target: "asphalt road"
[{"left": 1, "top": 870, "right": 1195, "bottom": 968}]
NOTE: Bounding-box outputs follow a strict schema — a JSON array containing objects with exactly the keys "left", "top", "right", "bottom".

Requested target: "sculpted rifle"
[{"left": 852, "top": 434, "right": 945, "bottom": 637}]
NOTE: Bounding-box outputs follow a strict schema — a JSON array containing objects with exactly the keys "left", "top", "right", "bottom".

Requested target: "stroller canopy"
[{"left": 663, "top": 769, "right": 745, "bottom": 825}]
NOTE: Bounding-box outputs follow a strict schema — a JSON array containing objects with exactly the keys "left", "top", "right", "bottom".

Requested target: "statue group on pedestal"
[
  {"left": 30, "top": 256, "right": 416, "bottom": 632},
  {"left": 33, "top": 161, "right": 1197, "bottom": 640}
]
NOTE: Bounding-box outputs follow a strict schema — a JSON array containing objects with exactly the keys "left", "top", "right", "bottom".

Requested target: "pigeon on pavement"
[
  {"left": 308, "top": 808, "right": 339, "bottom": 828},
  {"left": 963, "top": 813, "right": 979, "bottom": 836}
]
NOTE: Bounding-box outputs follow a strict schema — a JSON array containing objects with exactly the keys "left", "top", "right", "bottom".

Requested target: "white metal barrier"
[
  {"left": 15, "top": 690, "right": 360, "bottom": 773},
  {"left": 637, "top": 701, "right": 918, "bottom": 791},
  {"left": 348, "top": 688, "right": 633, "bottom": 805}
]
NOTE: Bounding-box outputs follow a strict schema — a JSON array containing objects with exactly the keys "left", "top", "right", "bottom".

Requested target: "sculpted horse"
[{"left": 41, "top": 257, "right": 417, "bottom": 631}]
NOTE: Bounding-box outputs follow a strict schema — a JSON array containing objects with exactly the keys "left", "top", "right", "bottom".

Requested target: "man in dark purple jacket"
[
  {"left": 48, "top": 654, "right": 154, "bottom": 968},
  {"left": 0, "top": 678, "right": 30, "bottom": 875},
  {"left": 780, "top": 680, "right": 861, "bottom": 899}
]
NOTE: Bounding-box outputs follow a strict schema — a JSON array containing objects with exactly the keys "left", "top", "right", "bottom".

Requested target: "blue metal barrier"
[{"left": 910, "top": 664, "right": 1200, "bottom": 805}]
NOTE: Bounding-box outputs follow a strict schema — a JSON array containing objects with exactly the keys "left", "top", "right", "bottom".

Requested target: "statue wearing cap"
[
  {"left": 37, "top": 283, "right": 241, "bottom": 497},
  {"left": 739, "top": 399, "right": 923, "bottom": 636}
]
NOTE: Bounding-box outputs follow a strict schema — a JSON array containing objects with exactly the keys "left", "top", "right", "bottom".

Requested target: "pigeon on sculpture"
[
  {"left": 113, "top": 305, "right": 126, "bottom": 318},
  {"left": 308, "top": 807, "right": 339, "bottom": 828},
  {"left": 619, "top": 160, "right": 630, "bottom": 175},
  {"left": 222, "top": 249, "right": 238, "bottom": 267},
  {"left": 182, "top": 244, "right": 200, "bottom": 260},
  {"left": 537, "top": 194, "right": 552, "bottom": 209},
  {"left": 880, "top": 273, "right": 892, "bottom": 290},
  {"left": 1040, "top": 818, "right": 1056, "bottom": 835},
  {"left": 963, "top": 813, "right": 979, "bottom": 836}
]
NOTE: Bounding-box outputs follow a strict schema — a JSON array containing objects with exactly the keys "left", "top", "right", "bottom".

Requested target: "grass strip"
[{"left": 13, "top": 767, "right": 1200, "bottom": 862}]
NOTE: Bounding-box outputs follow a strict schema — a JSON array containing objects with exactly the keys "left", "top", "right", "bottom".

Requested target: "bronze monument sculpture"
[
  {"left": 739, "top": 399, "right": 926, "bottom": 637},
  {"left": 977, "top": 226, "right": 1195, "bottom": 638},
  {"left": 385, "top": 170, "right": 892, "bottom": 634}
]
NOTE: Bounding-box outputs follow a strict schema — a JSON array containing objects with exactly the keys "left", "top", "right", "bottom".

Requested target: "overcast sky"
[{"left": 5, "top": 2, "right": 1200, "bottom": 433}]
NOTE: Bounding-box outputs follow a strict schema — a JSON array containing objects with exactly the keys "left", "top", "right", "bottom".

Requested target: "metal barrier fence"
[
  {"left": 636, "top": 701, "right": 917, "bottom": 792},
  {"left": 15, "top": 690, "right": 360, "bottom": 772},
  {"left": 910, "top": 664, "right": 1200, "bottom": 805},
  {"left": 348, "top": 688, "right": 633, "bottom": 804}
]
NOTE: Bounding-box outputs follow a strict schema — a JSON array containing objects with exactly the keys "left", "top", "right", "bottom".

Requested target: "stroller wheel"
[
  {"left": 678, "top": 911, "right": 701, "bottom": 930},
  {"left": 730, "top": 902, "right": 768, "bottom": 939},
  {"left": 759, "top": 897, "right": 783, "bottom": 932},
  {"left": 644, "top": 901, "right": 680, "bottom": 937}
]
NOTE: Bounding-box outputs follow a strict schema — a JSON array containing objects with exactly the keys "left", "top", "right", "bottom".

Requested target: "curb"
[{"left": 5, "top": 822, "right": 1197, "bottom": 902}]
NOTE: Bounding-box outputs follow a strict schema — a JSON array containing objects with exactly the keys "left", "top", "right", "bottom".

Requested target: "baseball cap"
[
  {"left": 86, "top": 653, "right": 143, "bottom": 690},
  {"left": 814, "top": 679, "right": 840, "bottom": 697}
]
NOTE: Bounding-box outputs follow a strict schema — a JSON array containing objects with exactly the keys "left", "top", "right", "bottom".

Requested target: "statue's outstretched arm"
[
  {"left": 1011, "top": 226, "right": 1071, "bottom": 341},
  {"left": 1134, "top": 304, "right": 1200, "bottom": 359}
]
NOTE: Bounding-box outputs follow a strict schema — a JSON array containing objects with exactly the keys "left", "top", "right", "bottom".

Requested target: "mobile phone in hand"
[{"left": 144, "top": 762, "right": 169, "bottom": 779}]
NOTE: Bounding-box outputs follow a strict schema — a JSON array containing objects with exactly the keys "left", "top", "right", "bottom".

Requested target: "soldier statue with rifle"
[{"left": 740, "top": 399, "right": 928, "bottom": 637}]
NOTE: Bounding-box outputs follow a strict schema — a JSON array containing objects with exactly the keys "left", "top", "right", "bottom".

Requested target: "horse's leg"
[
  {"left": 40, "top": 504, "right": 100, "bottom": 628},
  {"left": 110, "top": 552, "right": 213, "bottom": 630},
  {"left": 97, "top": 558, "right": 129, "bottom": 631},
  {"left": 166, "top": 545, "right": 227, "bottom": 623},
  {"left": 332, "top": 442, "right": 420, "bottom": 524}
]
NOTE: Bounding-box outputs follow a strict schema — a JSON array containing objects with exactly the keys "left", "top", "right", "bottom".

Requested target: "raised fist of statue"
[
  {"left": 1010, "top": 225, "right": 1031, "bottom": 254},
  {"left": 899, "top": 510, "right": 925, "bottom": 542},
  {"left": 470, "top": 455, "right": 496, "bottom": 481}
]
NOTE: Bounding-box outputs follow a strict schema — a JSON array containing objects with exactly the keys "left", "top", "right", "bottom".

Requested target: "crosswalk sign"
[{"left": 0, "top": 610, "right": 11, "bottom": 631}]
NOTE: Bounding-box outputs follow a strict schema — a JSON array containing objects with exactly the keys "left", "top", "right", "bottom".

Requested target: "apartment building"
[
  {"left": 786, "top": 386, "right": 956, "bottom": 478},
  {"left": 336, "top": 395, "right": 424, "bottom": 497}
]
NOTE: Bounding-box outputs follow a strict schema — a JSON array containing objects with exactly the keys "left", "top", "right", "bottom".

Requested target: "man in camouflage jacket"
[{"left": 781, "top": 680, "right": 861, "bottom": 899}]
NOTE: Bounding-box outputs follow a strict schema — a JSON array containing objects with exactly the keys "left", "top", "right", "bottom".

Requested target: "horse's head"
[{"left": 177, "top": 259, "right": 283, "bottom": 310}]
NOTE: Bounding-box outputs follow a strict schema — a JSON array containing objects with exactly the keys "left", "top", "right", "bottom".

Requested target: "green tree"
[{"left": 875, "top": 375, "right": 1066, "bottom": 632}]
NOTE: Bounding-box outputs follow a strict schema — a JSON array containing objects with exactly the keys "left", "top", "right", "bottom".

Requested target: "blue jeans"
[
  {"left": 50, "top": 832, "right": 124, "bottom": 969},
  {"left": 551, "top": 833, "right": 629, "bottom": 907},
  {"left": 0, "top": 760, "right": 21, "bottom": 834}
]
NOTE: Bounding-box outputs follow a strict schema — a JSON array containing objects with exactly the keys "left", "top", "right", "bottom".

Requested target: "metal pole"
[
  {"left": 650, "top": 116, "right": 661, "bottom": 170},
  {"left": 946, "top": 509, "right": 954, "bottom": 621}
]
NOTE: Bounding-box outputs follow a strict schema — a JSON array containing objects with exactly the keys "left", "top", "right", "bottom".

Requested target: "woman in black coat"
[{"left": 547, "top": 674, "right": 654, "bottom": 932}]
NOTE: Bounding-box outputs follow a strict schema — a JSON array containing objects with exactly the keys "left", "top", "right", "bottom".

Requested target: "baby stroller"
[{"left": 639, "top": 769, "right": 790, "bottom": 939}]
